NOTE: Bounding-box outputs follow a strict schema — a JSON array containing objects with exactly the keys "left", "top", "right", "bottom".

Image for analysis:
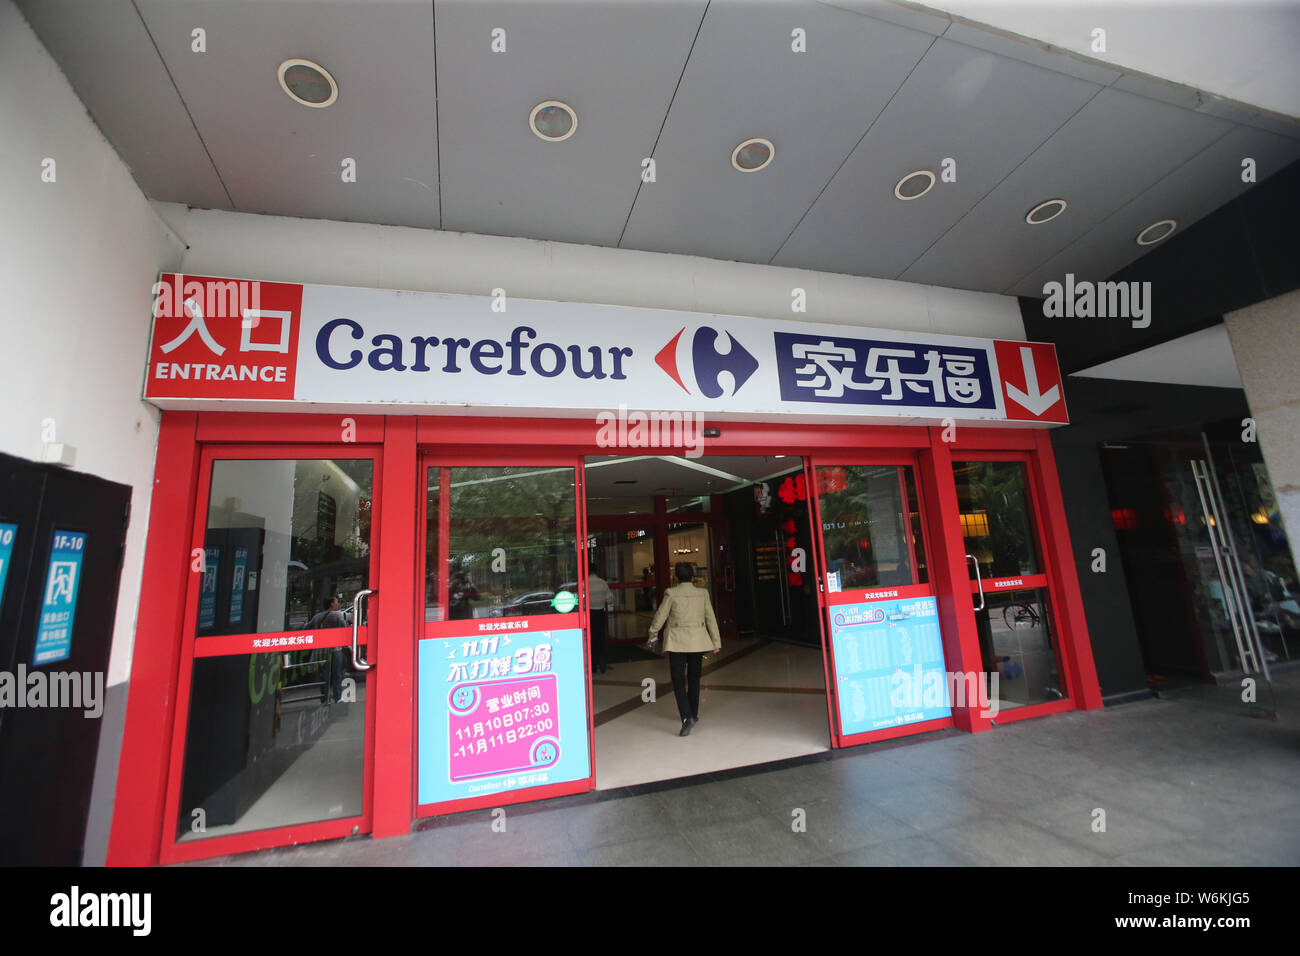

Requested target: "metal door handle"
[
  {"left": 351, "top": 588, "right": 376, "bottom": 671},
  {"left": 966, "top": 554, "right": 985, "bottom": 611}
]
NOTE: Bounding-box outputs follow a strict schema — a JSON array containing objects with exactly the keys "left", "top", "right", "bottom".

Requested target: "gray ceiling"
[
  {"left": 17, "top": 0, "right": 1300, "bottom": 296},
  {"left": 587, "top": 454, "right": 797, "bottom": 499}
]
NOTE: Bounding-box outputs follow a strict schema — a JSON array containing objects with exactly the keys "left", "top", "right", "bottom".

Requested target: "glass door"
[
  {"left": 161, "top": 447, "right": 379, "bottom": 862},
  {"left": 808, "top": 457, "right": 951, "bottom": 746},
  {"left": 952, "top": 457, "right": 1068, "bottom": 715},
  {"left": 415, "top": 456, "right": 594, "bottom": 815}
]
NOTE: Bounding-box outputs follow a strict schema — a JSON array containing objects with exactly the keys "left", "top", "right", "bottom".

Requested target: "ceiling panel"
[
  {"left": 774, "top": 36, "right": 1101, "bottom": 278},
  {"left": 15, "top": 0, "right": 229, "bottom": 209},
  {"left": 434, "top": 0, "right": 707, "bottom": 246},
  {"left": 134, "top": 0, "right": 440, "bottom": 227},
  {"left": 619, "top": 0, "right": 933, "bottom": 262},
  {"left": 1009, "top": 124, "right": 1300, "bottom": 297},
  {"left": 586, "top": 454, "right": 797, "bottom": 498},
  {"left": 900, "top": 87, "right": 1235, "bottom": 292}
]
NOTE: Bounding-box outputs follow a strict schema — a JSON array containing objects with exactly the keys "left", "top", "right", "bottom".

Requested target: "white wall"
[
  {"left": 151, "top": 203, "right": 1025, "bottom": 342},
  {"left": 910, "top": 0, "right": 1300, "bottom": 120},
  {"left": 1, "top": 0, "right": 185, "bottom": 867},
  {"left": 0, "top": 0, "right": 183, "bottom": 683}
]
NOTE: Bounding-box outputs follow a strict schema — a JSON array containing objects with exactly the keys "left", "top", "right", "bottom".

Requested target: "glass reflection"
[
  {"left": 428, "top": 466, "right": 578, "bottom": 620},
  {"left": 176, "top": 647, "right": 366, "bottom": 841},
  {"left": 200, "top": 459, "right": 373, "bottom": 636},
  {"left": 816, "top": 465, "right": 925, "bottom": 590}
]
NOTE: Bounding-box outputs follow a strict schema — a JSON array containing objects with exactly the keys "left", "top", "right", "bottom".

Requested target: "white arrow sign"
[{"left": 1005, "top": 346, "right": 1060, "bottom": 416}]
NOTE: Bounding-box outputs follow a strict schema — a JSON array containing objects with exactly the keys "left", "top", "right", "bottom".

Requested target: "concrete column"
[{"left": 1225, "top": 288, "right": 1300, "bottom": 575}]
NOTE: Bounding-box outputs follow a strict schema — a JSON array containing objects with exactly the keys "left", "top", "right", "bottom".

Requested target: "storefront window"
[
  {"left": 176, "top": 646, "right": 366, "bottom": 841},
  {"left": 426, "top": 465, "right": 577, "bottom": 621},
  {"left": 816, "top": 464, "right": 926, "bottom": 590},
  {"left": 952, "top": 460, "right": 1041, "bottom": 579},
  {"left": 199, "top": 459, "right": 373, "bottom": 636}
]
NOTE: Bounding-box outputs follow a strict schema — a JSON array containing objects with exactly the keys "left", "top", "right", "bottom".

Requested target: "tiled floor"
[
  {"left": 195, "top": 669, "right": 1300, "bottom": 867},
  {"left": 591, "top": 639, "right": 830, "bottom": 789}
]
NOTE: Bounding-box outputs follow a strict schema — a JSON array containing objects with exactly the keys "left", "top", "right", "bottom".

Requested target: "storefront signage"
[
  {"left": 33, "top": 530, "right": 87, "bottom": 666},
  {"left": 144, "top": 274, "right": 1068, "bottom": 425},
  {"left": 829, "top": 594, "right": 951, "bottom": 735},
  {"left": 417, "top": 627, "right": 590, "bottom": 806}
]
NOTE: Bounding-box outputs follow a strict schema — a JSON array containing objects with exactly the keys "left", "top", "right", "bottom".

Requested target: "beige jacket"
[{"left": 648, "top": 582, "right": 721, "bottom": 653}]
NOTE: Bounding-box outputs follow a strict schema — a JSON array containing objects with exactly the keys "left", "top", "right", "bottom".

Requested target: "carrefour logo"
[{"left": 655, "top": 326, "right": 758, "bottom": 398}]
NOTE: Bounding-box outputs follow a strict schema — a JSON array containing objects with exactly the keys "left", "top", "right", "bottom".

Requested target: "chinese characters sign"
[
  {"left": 33, "top": 530, "right": 86, "bottom": 666},
  {"left": 145, "top": 274, "right": 303, "bottom": 401},
  {"left": 418, "top": 628, "right": 590, "bottom": 806},
  {"left": 829, "top": 595, "right": 951, "bottom": 736},
  {"left": 775, "top": 333, "right": 996, "bottom": 410}
]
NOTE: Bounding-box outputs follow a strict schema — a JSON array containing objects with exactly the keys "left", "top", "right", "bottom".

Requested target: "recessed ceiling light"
[
  {"left": 1136, "top": 219, "right": 1177, "bottom": 245},
  {"left": 530, "top": 100, "right": 577, "bottom": 141},
  {"left": 731, "top": 138, "right": 774, "bottom": 172},
  {"left": 278, "top": 58, "right": 337, "bottom": 108},
  {"left": 894, "top": 169, "right": 935, "bottom": 200},
  {"left": 1026, "top": 199, "right": 1067, "bottom": 225}
]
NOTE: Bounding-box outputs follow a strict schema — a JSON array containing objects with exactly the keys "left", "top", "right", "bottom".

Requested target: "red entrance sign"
[
  {"left": 994, "top": 340, "right": 1068, "bottom": 423},
  {"left": 145, "top": 274, "right": 303, "bottom": 401}
]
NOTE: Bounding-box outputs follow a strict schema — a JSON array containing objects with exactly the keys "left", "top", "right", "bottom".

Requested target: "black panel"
[
  {"left": 0, "top": 452, "right": 131, "bottom": 865},
  {"left": 1022, "top": 156, "right": 1300, "bottom": 374}
]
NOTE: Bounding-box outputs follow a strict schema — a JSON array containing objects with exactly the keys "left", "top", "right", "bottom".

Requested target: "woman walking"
[{"left": 647, "top": 562, "right": 722, "bottom": 736}]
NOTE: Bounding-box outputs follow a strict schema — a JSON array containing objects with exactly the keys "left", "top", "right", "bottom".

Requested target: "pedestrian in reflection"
[
  {"left": 308, "top": 596, "right": 347, "bottom": 704},
  {"left": 647, "top": 562, "right": 721, "bottom": 736},
  {"left": 588, "top": 563, "right": 614, "bottom": 674},
  {"left": 449, "top": 570, "right": 479, "bottom": 620}
]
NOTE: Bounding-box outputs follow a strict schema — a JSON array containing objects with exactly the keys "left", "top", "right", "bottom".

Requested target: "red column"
[
  {"left": 919, "top": 428, "right": 992, "bottom": 733},
  {"left": 1032, "top": 430, "right": 1103, "bottom": 709},
  {"left": 107, "top": 411, "right": 200, "bottom": 865},
  {"left": 372, "top": 416, "right": 418, "bottom": 838}
]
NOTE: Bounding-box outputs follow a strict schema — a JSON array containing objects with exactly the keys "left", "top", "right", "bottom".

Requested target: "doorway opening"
[{"left": 583, "top": 454, "right": 830, "bottom": 789}]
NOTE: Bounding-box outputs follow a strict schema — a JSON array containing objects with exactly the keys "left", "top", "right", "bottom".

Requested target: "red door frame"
[
  {"left": 158, "top": 439, "right": 386, "bottom": 864},
  {"left": 108, "top": 411, "right": 1099, "bottom": 865},
  {"left": 413, "top": 451, "right": 596, "bottom": 816},
  {"left": 805, "top": 451, "right": 963, "bottom": 748}
]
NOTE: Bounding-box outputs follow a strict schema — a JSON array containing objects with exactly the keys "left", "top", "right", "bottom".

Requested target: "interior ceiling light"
[
  {"left": 894, "top": 169, "right": 935, "bottom": 200},
  {"left": 278, "top": 58, "right": 338, "bottom": 108},
  {"left": 731, "top": 138, "right": 774, "bottom": 172},
  {"left": 1026, "top": 199, "right": 1067, "bottom": 225},
  {"left": 1137, "top": 219, "right": 1177, "bottom": 245},
  {"left": 530, "top": 100, "right": 577, "bottom": 141}
]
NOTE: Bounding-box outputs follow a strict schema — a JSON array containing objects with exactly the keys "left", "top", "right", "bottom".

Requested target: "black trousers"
[
  {"left": 668, "top": 651, "right": 705, "bottom": 721},
  {"left": 590, "top": 610, "right": 608, "bottom": 670}
]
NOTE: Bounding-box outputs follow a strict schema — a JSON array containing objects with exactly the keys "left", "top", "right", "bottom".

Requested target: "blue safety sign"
[{"left": 33, "top": 529, "right": 87, "bottom": 666}]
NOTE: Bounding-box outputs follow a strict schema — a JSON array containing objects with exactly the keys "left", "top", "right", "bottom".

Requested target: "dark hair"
[{"left": 675, "top": 562, "right": 694, "bottom": 583}]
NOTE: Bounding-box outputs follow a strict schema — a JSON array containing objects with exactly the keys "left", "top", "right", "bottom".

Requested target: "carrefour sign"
[{"left": 144, "top": 273, "right": 1067, "bottom": 424}]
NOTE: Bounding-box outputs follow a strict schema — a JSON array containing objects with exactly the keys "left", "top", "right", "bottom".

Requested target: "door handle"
[
  {"left": 350, "top": 588, "right": 376, "bottom": 671},
  {"left": 966, "top": 554, "right": 985, "bottom": 611}
]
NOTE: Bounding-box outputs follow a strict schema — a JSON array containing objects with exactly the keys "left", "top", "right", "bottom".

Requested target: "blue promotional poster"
[
  {"left": 417, "top": 625, "right": 590, "bottom": 806},
  {"left": 32, "top": 530, "right": 87, "bottom": 666},
  {"left": 829, "top": 595, "right": 951, "bottom": 735},
  {"left": 0, "top": 522, "right": 16, "bottom": 614},
  {"left": 229, "top": 547, "right": 249, "bottom": 624},
  {"left": 198, "top": 546, "right": 219, "bottom": 630}
]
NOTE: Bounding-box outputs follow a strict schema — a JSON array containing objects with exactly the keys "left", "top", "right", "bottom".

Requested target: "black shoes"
[{"left": 678, "top": 717, "right": 698, "bottom": 736}]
